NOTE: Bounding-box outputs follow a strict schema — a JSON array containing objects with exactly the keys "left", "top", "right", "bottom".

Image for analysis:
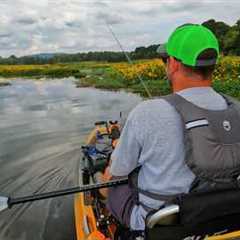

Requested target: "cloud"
[
  {"left": 16, "top": 17, "right": 37, "bottom": 25},
  {"left": 65, "top": 21, "right": 82, "bottom": 28},
  {"left": 95, "top": 12, "right": 125, "bottom": 25},
  {"left": 0, "top": 33, "right": 12, "bottom": 38},
  {"left": 0, "top": 0, "right": 239, "bottom": 57}
]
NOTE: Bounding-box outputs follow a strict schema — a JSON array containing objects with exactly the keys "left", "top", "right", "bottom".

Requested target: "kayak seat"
[
  {"left": 146, "top": 204, "right": 179, "bottom": 228},
  {"left": 145, "top": 187, "right": 240, "bottom": 240}
]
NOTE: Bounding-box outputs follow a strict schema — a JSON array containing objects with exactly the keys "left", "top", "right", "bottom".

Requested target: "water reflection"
[{"left": 0, "top": 78, "right": 141, "bottom": 240}]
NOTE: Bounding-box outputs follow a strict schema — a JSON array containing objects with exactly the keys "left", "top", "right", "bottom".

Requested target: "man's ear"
[
  {"left": 169, "top": 57, "right": 180, "bottom": 73},
  {"left": 168, "top": 57, "right": 180, "bottom": 75}
]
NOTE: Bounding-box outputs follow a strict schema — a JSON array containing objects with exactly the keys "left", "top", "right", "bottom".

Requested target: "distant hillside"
[
  {"left": 0, "top": 46, "right": 160, "bottom": 65},
  {"left": 0, "top": 18, "right": 240, "bottom": 65},
  {"left": 29, "top": 53, "right": 59, "bottom": 60}
]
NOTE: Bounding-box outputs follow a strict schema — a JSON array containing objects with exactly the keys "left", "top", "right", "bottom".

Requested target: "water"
[{"left": 0, "top": 78, "right": 142, "bottom": 240}]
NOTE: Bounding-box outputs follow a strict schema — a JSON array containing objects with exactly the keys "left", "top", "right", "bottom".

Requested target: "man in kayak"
[{"left": 105, "top": 24, "right": 239, "bottom": 231}]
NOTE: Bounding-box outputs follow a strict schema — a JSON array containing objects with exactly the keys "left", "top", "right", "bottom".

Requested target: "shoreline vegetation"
[
  {"left": 0, "top": 57, "right": 240, "bottom": 99},
  {"left": 0, "top": 80, "right": 11, "bottom": 87},
  {"left": 0, "top": 77, "right": 11, "bottom": 87}
]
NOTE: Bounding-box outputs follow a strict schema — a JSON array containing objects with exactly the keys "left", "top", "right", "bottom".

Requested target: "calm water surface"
[{"left": 0, "top": 78, "right": 141, "bottom": 240}]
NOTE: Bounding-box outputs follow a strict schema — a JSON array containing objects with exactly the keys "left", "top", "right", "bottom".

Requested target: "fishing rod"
[
  {"left": 106, "top": 22, "right": 152, "bottom": 98},
  {"left": 0, "top": 178, "right": 128, "bottom": 213}
]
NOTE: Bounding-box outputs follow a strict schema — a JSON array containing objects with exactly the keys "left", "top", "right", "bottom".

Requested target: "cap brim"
[{"left": 156, "top": 44, "right": 168, "bottom": 58}]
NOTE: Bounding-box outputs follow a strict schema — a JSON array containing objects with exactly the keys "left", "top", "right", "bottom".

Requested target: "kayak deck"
[
  {"left": 74, "top": 121, "right": 120, "bottom": 240},
  {"left": 74, "top": 192, "right": 98, "bottom": 239},
  {"left": 207, "top": 230, "right": 240, "bottom": 239}
]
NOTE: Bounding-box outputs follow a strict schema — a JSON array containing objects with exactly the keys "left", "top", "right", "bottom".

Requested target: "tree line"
[
  {"left": 0, "top": 18, "right": 240, "bottom": 65},
  {"left": 202, "top": 19, "right": 240, "bottom": 55},
  {"left": 0, "top": 45, "right": 160, "bottom": 65}
]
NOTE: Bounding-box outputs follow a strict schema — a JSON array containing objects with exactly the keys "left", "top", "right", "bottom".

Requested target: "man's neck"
[{"left": 172, "top": 76, "right": 212, "bottom": 93}]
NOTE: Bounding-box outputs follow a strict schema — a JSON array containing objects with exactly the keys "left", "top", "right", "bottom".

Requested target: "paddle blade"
[{"left": 0, "top": 197, "right": 9, "bottom": 212}]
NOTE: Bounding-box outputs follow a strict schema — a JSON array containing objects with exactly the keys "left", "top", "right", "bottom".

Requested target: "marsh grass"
[{"left": 1, "top": 58, "right": 240, "bottom": 99}]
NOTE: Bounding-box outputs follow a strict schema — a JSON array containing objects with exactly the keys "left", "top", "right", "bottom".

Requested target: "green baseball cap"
[{"left": 157, "top": 24, "right": 219, "bottom": 67}]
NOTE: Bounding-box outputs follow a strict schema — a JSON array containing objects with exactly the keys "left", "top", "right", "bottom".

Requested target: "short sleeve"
[{"left": 110, "top": 116, "right": 142, "bottom": 176}]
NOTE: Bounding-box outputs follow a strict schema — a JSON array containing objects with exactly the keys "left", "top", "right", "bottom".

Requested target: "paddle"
[{"left": 0, "top": 178, "right": 128, "bottom": 213}]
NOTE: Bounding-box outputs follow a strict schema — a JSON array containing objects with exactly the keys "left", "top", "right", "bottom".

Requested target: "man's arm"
[
  {"left": 98, "top": 107, "right": 142, "bottom": 197},
  {"left": 110, "top": 115, "right": 142, "bottom": 177}
]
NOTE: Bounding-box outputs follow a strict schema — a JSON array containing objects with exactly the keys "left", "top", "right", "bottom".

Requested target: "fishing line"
[{"left": 106, "top": 22, "right": 152, "bottom": 98}]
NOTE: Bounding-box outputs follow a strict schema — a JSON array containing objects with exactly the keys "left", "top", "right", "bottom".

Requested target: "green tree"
[
  {"left": 223, "top": 26, "right": 239, "bottom": 55},
  {"left": 234, "top": 20, "right": 240, "bottom": 55},
  {"left": 202, "top": 19, "right": 231, "bottom": 52}
]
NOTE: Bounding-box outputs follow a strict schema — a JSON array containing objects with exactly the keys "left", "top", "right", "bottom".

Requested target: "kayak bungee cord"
[
  {"left": 106, "top": 22, "right": 152, "bottom": 98},
  {"left": 0, "top": 178, "right": 128, "bottom": 212}
]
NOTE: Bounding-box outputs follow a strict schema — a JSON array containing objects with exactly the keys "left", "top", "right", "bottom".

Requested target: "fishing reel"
[{"left": 94, "top": 120, "right": 121, "bottom": 149}]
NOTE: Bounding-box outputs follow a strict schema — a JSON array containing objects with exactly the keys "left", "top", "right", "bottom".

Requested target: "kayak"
[
  {"left": 74, "top": 120, "right": 121, "bottom": 240},
  {"left": 74, "top": 120, "right": 240, "bottom": 240}
]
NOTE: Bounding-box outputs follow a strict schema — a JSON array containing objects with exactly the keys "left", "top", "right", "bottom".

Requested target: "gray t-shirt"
[{"left": 110, "top": 87, "right": 227, "bottom": 230}]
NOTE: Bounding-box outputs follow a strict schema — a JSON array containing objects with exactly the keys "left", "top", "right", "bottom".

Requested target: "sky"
[{"left": 0, "top": 0, "right": 240, "bottom": 57}]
